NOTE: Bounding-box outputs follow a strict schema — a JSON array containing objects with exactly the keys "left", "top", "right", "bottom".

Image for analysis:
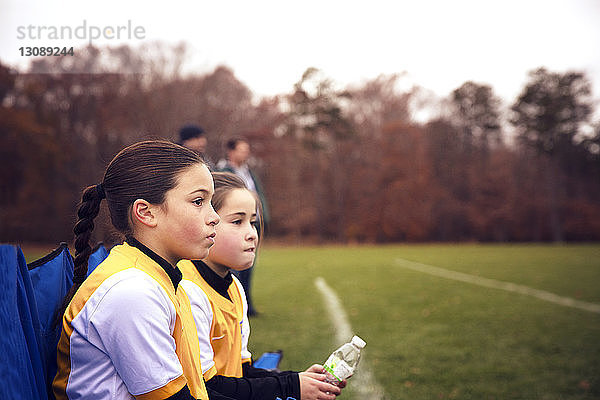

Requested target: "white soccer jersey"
[
  {"left": 179, "top": 260, "right": 252, "bottom": 380},
  {"left": 53, "top": 243, "right": 208, "bottom": 400}
]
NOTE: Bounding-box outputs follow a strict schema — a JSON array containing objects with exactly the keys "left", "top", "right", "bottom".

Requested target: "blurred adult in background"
[
  {"left": 218, "top": 136, "right": 269, "bottom": 317},
  {"left": 178, "top": 124, "right": 215, "bottom": 170}
]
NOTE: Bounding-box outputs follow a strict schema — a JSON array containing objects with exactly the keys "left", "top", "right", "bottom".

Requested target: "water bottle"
[{"left": 323, "top": 335, "right": 366, "bottom": 386}]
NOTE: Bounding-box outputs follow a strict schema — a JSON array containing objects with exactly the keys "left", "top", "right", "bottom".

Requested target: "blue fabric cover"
[
  {"left": 0, "top": 244, "right": 48, "bottom": 400},
  {"left": 28, "top": 243, "right": 74, "bottom": 398},
  {"left": 87, "top": 243, "right": 109, "bottom": 274},
  {"left": 0, "top": 242, "right": 111, "bottom": 399}
]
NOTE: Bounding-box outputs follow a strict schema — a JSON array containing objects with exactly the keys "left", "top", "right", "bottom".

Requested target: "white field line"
[
  {"left": 395, "top": 258, "right": 600, "bottom": 314},
  {"left": 314, "top": 277, "right": 385, "bottom": 400}
]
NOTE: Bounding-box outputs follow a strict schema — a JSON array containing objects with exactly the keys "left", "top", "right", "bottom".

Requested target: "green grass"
[{"left": 249, "top": 244, "right": 600, "bottom": 400}]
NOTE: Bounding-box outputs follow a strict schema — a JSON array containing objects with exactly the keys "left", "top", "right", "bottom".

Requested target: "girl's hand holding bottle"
[{"left": 298, "top": 369, "right": 342, "bottom": 400}]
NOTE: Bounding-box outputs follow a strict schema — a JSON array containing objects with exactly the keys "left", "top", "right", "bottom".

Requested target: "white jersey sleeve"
[{"left": 180, "top": 279, "right": 216, "bottom": 375}]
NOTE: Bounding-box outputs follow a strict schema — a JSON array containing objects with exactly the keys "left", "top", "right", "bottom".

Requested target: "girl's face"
[
  {"left": 205, "top": 188, "right": 258, "bottom": 277},
  {"left": 154, "top": 163, "right": 220, "bottom": 265}
]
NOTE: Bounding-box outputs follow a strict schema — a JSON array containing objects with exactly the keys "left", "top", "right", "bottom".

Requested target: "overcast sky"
[{"left": 1, "top": 0, "right": 600, "bottom": 103}]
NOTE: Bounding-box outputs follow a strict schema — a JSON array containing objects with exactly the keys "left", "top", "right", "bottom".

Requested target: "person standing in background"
[
  {"left": 178, "top": 124, "right": 215, "bottom": 170},
  {"left": 218, "top": 136, "right": 269, "bottom": 317}
]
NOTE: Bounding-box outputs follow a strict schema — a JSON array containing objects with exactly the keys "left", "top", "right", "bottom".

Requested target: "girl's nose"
[
  {"left": 208, "top": 205, "right": 220, "bottom": 226},
  {"left": 246, "top": 224, "right": 258, "bottom": 241}
]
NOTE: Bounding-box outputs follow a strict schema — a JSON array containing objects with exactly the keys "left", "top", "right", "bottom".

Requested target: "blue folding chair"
[
  {"left": 0, "top": 242, "right": 111, "bottom": 400},
  {"left": 27, "top": 242, "right": 109, "bottom": 398},
  {"left": 0, "top": 244, "right": 48, "bottom": 400},
  {"left": 27, "top": 243, "right": 74, "bottom": 399},
  {"left": 87, "top": 242, "right": 109, "bottom": 275}
]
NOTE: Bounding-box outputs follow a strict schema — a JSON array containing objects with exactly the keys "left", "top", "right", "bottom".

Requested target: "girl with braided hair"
[{"left": 53, "top": 140, "right": 232, "bottom": 400}]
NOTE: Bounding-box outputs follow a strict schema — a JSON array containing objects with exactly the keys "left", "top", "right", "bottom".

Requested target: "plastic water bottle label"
[{"left": 323, "top": 356, "right": 353, "bottom": 381}]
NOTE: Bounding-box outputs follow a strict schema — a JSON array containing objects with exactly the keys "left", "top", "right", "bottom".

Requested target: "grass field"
[{"left": 247, "top": 243, "right": 600, "bottom": 400}]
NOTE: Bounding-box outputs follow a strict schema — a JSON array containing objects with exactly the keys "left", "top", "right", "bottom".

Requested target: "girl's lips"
[{"left": 206, "top": 232, "right": 216, "bottom": 244}]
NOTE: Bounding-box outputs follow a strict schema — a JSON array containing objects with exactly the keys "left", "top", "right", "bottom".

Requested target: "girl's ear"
[{"left": 131, "top": 199, "right": 158, "bottom": 228}]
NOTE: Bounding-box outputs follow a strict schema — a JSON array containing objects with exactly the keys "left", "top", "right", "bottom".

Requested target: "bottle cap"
[{"left": 351, "top": 335, "right": 366, "bottom": 348}]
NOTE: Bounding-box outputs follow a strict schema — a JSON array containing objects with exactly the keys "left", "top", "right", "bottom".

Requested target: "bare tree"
[{"left": 511, "top": 68, "right": 594, "bottom": 242}]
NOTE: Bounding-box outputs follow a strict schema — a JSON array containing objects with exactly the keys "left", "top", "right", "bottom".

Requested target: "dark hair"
[
  {"left": 178, "top": 124, "right": 206, "bottom": 143},
  {"left": 225, "top": 136, "right": 248, "bottom": 151},
  {"left": 62, "top": 140, "right": 205, "bottom": 320},
  {"left": 211, "top": 171, "right": 263, "bottom": 239}
]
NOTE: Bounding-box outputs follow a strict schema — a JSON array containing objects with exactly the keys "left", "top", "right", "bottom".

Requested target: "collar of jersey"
[
  {"left": 191, "top": 260, "right": 233, "bottom": 301},
  {"left": 125, "top": 236, "right": 182, "bottom": 290}
]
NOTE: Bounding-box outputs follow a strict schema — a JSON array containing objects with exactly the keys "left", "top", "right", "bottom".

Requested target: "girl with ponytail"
[{"left": 53, "top": 140, "right": 228, "bottom": 400}]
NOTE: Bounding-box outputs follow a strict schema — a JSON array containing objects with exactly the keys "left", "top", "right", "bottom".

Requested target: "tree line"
[{"left": 1, "top": 43, "right": 598, "bottom": 244}]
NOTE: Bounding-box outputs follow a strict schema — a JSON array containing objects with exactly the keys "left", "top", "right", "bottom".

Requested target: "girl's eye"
[
  {"left": 193, "top": 198, "right": 204, "bottom": 206},
  {"left": 251, "top": 220, "right": 259, "bottom": 229},
  {"left": 232, "top": 219, "right": 242, "bottom": 225}
]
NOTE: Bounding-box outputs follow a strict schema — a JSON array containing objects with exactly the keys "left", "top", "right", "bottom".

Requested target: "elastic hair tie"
[{"left": 96, "top": 183, "right": 106, "bottom": 199}]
